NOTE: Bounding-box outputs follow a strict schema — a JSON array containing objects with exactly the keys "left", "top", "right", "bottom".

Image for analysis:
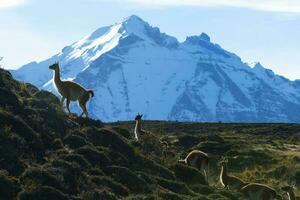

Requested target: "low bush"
[
  {"left": 174, "top": 164, "right": 207, "bottom": 185},
  {"left": 18, "top": 185, "right": 69, "bottom": 200},
  {"left": 63, "top": 134, "right": 88, "bottom": 149},
  {"left": 0, "top": 172, "right": 18, "bottom": 200},
  {"left": 76, "top": 146, "right": 111, "bottom": 167},
  {"left": 103, "top": 165, "right": 151, "bottom": 194},
  {"left": 90, "top": 175, "right": 129, "bottom": 197}
]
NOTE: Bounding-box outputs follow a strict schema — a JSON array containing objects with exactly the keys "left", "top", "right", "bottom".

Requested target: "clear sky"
[{"left": 0, "top": 0, "right": 300, "bottom": 80}]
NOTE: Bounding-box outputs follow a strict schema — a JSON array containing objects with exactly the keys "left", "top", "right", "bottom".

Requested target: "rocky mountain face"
[{"left": 12, "top": 15, "right": 300, "bottom": 122}]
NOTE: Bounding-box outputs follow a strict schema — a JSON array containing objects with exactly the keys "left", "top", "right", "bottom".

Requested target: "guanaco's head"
[
  {"left": 281, "top": 183, "right": 295, "bottom": 194},
  {"left": 135, "top": 113, "right": 143, "bottom": 121},
  {"left": 177, "top": 159, "right": 186, "bottom": 165},
  {"left": 49, "top": 62, "right": 59, "bottom": 70},
  {"left": 218, "top": 156, "right": 228, "bottom": 167}
]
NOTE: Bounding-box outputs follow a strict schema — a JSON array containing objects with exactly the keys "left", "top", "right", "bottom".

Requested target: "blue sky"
[{"left": 0, "top": 0, "right": 300, "bottom": 80}]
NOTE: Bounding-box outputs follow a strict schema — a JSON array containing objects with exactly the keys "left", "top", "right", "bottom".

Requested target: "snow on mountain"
[{"left": 11, "top": 15, "right": 300, "bottom": 122}]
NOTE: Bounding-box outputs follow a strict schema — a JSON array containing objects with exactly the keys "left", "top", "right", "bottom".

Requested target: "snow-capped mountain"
[{"left": 12, "top": 15, "right": 300, "bottom": 122}]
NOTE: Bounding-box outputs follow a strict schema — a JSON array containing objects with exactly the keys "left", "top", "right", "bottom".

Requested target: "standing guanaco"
[
  {"left": 134, "top": 113, "right": 146, "bottom": 141},
  {"left": 178, "top": 150, "right": 209, "bottom": 183},
  {"left": 239, "top": 183, "right": 282, "bottom": 200},
  {"left": 49, "top": 62, "right": 94, "bottom": 117},
  {"left": 281, "top": 184, "right": 296, "bottom": 200},
  {"left": 218, "top": 157, "right": 248, "bottom": 191},
  {"left": 134, "top": 113, "right": 169, "bottom": 145}
]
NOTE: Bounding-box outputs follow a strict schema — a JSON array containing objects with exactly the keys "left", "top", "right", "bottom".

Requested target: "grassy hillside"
[{"left": 0, "top": 67, "right": 299, "bottom": 199}]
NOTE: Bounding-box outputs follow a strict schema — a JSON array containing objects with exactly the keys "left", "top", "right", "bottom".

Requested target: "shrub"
[
  {"left": 104, "top": 149, "right": 130, "bottom": 167},
  {"left": 134, "top": 155, "right": 175, "bottom": 180},
  {"left": 174, "top": 164, "right": 207, "bottom": 185},
  {"left": 294, "top": 170, "right": 300, "bottom": 185},
  {"left": 103, "top": 165, "right": 150, "bottom": 194},
  {"left": 177, "top": 134, "right": 201, "bottom": 148},
  {"left": 0, "top": 173, "right": 18, "bottom": 200},
  {"left": 18, "top": 186, "right": 69, "bottom": 200},
  {"left": 80, "top": 189, "right": 118, "bottom": 200},
  {"left": 21, "top": 167, "right": 62, "bottom": 191},
  {"left": 50, "top": 159, "right": 82, "bottom": 194},
  {"left": 0, "top": 110, "right": 43, "bottom": 153},
  {"left": 36, "top": 108, "right": 69, "bottom": 136},
  {"left": 90, "top": 175, "right": 129, "bottom": 197},
  {"left": 52, "top": 138, "right": 64, "bottom": 150},
  {"left": 217, "top": 190, "right": 243, "bottom": 200},
  {"left": 89, "top": 168, "right": 104, "bottom": 176},
  {"left": 33, "top": 91, "right": 60, "bottom": 105},
  {"left": 157, "top": 190, "right": 185, "bottom": 200},
  {"left": 73, "top": 117, "right": 104, "bottom": 128},
  {"left": 76, "top": 146, "right": 111, "bottom": 167},
  {"left": 111, "top": 126, "right": 131, "bottom": 139},
  {"left": 207, "top": 193, "right": 230, "bottom": 200},
  {"left": 155, "top": 177, "right": 194, "bottom": 195},
  {"left": 0, "top": 127, "right": 26, "bottom": 175},
  {"left": 0, "top": 88, "right": 22, "bottom": 112},
  {"left": 189, "top": 184, "right": 213, "bottom": 196},
  {"left": 83, "top": 127, "right": 135, "bottom": 159},
  {"left": 60, "top": 153, "right": 92, "bottom": 169},
  {"left": 23, "top": 83, "right": 39, "bottom": 95},
  {"left": 63, "top": 134, "right": 88, "bottom": 149},
  {"left": 196, "top": 141, "right": 231, "bottom": 155},
  {"left": 228, "top": 150, "right": 275, "bottom": 171}
]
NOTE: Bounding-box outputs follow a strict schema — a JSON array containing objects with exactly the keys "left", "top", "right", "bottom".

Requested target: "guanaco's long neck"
[
  {"left": 54, "top": 68, "right": 62, "bottom": 85},
  {"left": 135, "top": 120, "right": 142, "bottom": 133},
  {"left": 288, "top": 190, "right": 295, "bottom": 200},
  {"left": 221, "top": 164, "right": 227, "bottom": 180}
]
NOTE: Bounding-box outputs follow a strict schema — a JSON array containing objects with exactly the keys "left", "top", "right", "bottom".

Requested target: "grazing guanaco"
[
  {"left": 239, "top": 183, "right": 282, "bottom": 200},
  {"left": 281, "top": 184, "right": 296, "bottom": 200},
  {"left": 49, "top": 62, "right": 94, "bottom": 117},
  {"left": 178, "top": 150, "right": 209, "bottom": 183},
  {"left": 218, "top": 157, "right": 248, "bottom": 191}
]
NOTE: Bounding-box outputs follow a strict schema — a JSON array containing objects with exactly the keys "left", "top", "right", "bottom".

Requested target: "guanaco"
[
  {"left": 49, "top": 62, "right": 94, "bottom": 117},
  {"left": 134, "top": 113, "right": 168, "bottom": 148},
  {"left": 178, "top": 150, "right": 209, "bottom": 183},
  {"left": 281, "top": 185, "right": 296, "bottom": 200},
  {"left": 239, "top": 183, "right": 282, "bottom": 200},
  {"left": 219, "top": 157, "right": 248, "bottom": 191},
  {"left": 134, "top": 113, "right": 146, "bottom": 141}
]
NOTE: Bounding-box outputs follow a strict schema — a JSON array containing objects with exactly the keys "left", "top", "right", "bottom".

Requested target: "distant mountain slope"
[{"left": 12, "top": 15, "right": 300, "bottom": 122}]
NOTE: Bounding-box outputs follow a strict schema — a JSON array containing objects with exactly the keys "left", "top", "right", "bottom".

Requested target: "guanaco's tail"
[{"left": 88, "top": 90, "right": 94, "bottom": 97}]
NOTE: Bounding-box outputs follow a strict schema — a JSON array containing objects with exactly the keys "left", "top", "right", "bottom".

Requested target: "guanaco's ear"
[{"left": 141, "top": 114, "right": 143, "bottom": 118}]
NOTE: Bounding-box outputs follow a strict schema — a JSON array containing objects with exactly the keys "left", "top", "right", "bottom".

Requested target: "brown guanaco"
[
  {"left": 239, "top": 183, "right": 282, "bottom": 200},
  {"left": 49, "top": 62, "right": 94, "bottom": 117},
  {"left": 178, "top": 150, "right": 209, "bottom": 183},
  {"left": 218, "top": 157, "right": 248, "bottom": 191}
]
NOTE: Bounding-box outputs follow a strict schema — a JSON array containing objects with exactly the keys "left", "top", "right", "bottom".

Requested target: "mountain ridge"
[{"left": 12, "top": 15, "right": 300, "bottom": 122}]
